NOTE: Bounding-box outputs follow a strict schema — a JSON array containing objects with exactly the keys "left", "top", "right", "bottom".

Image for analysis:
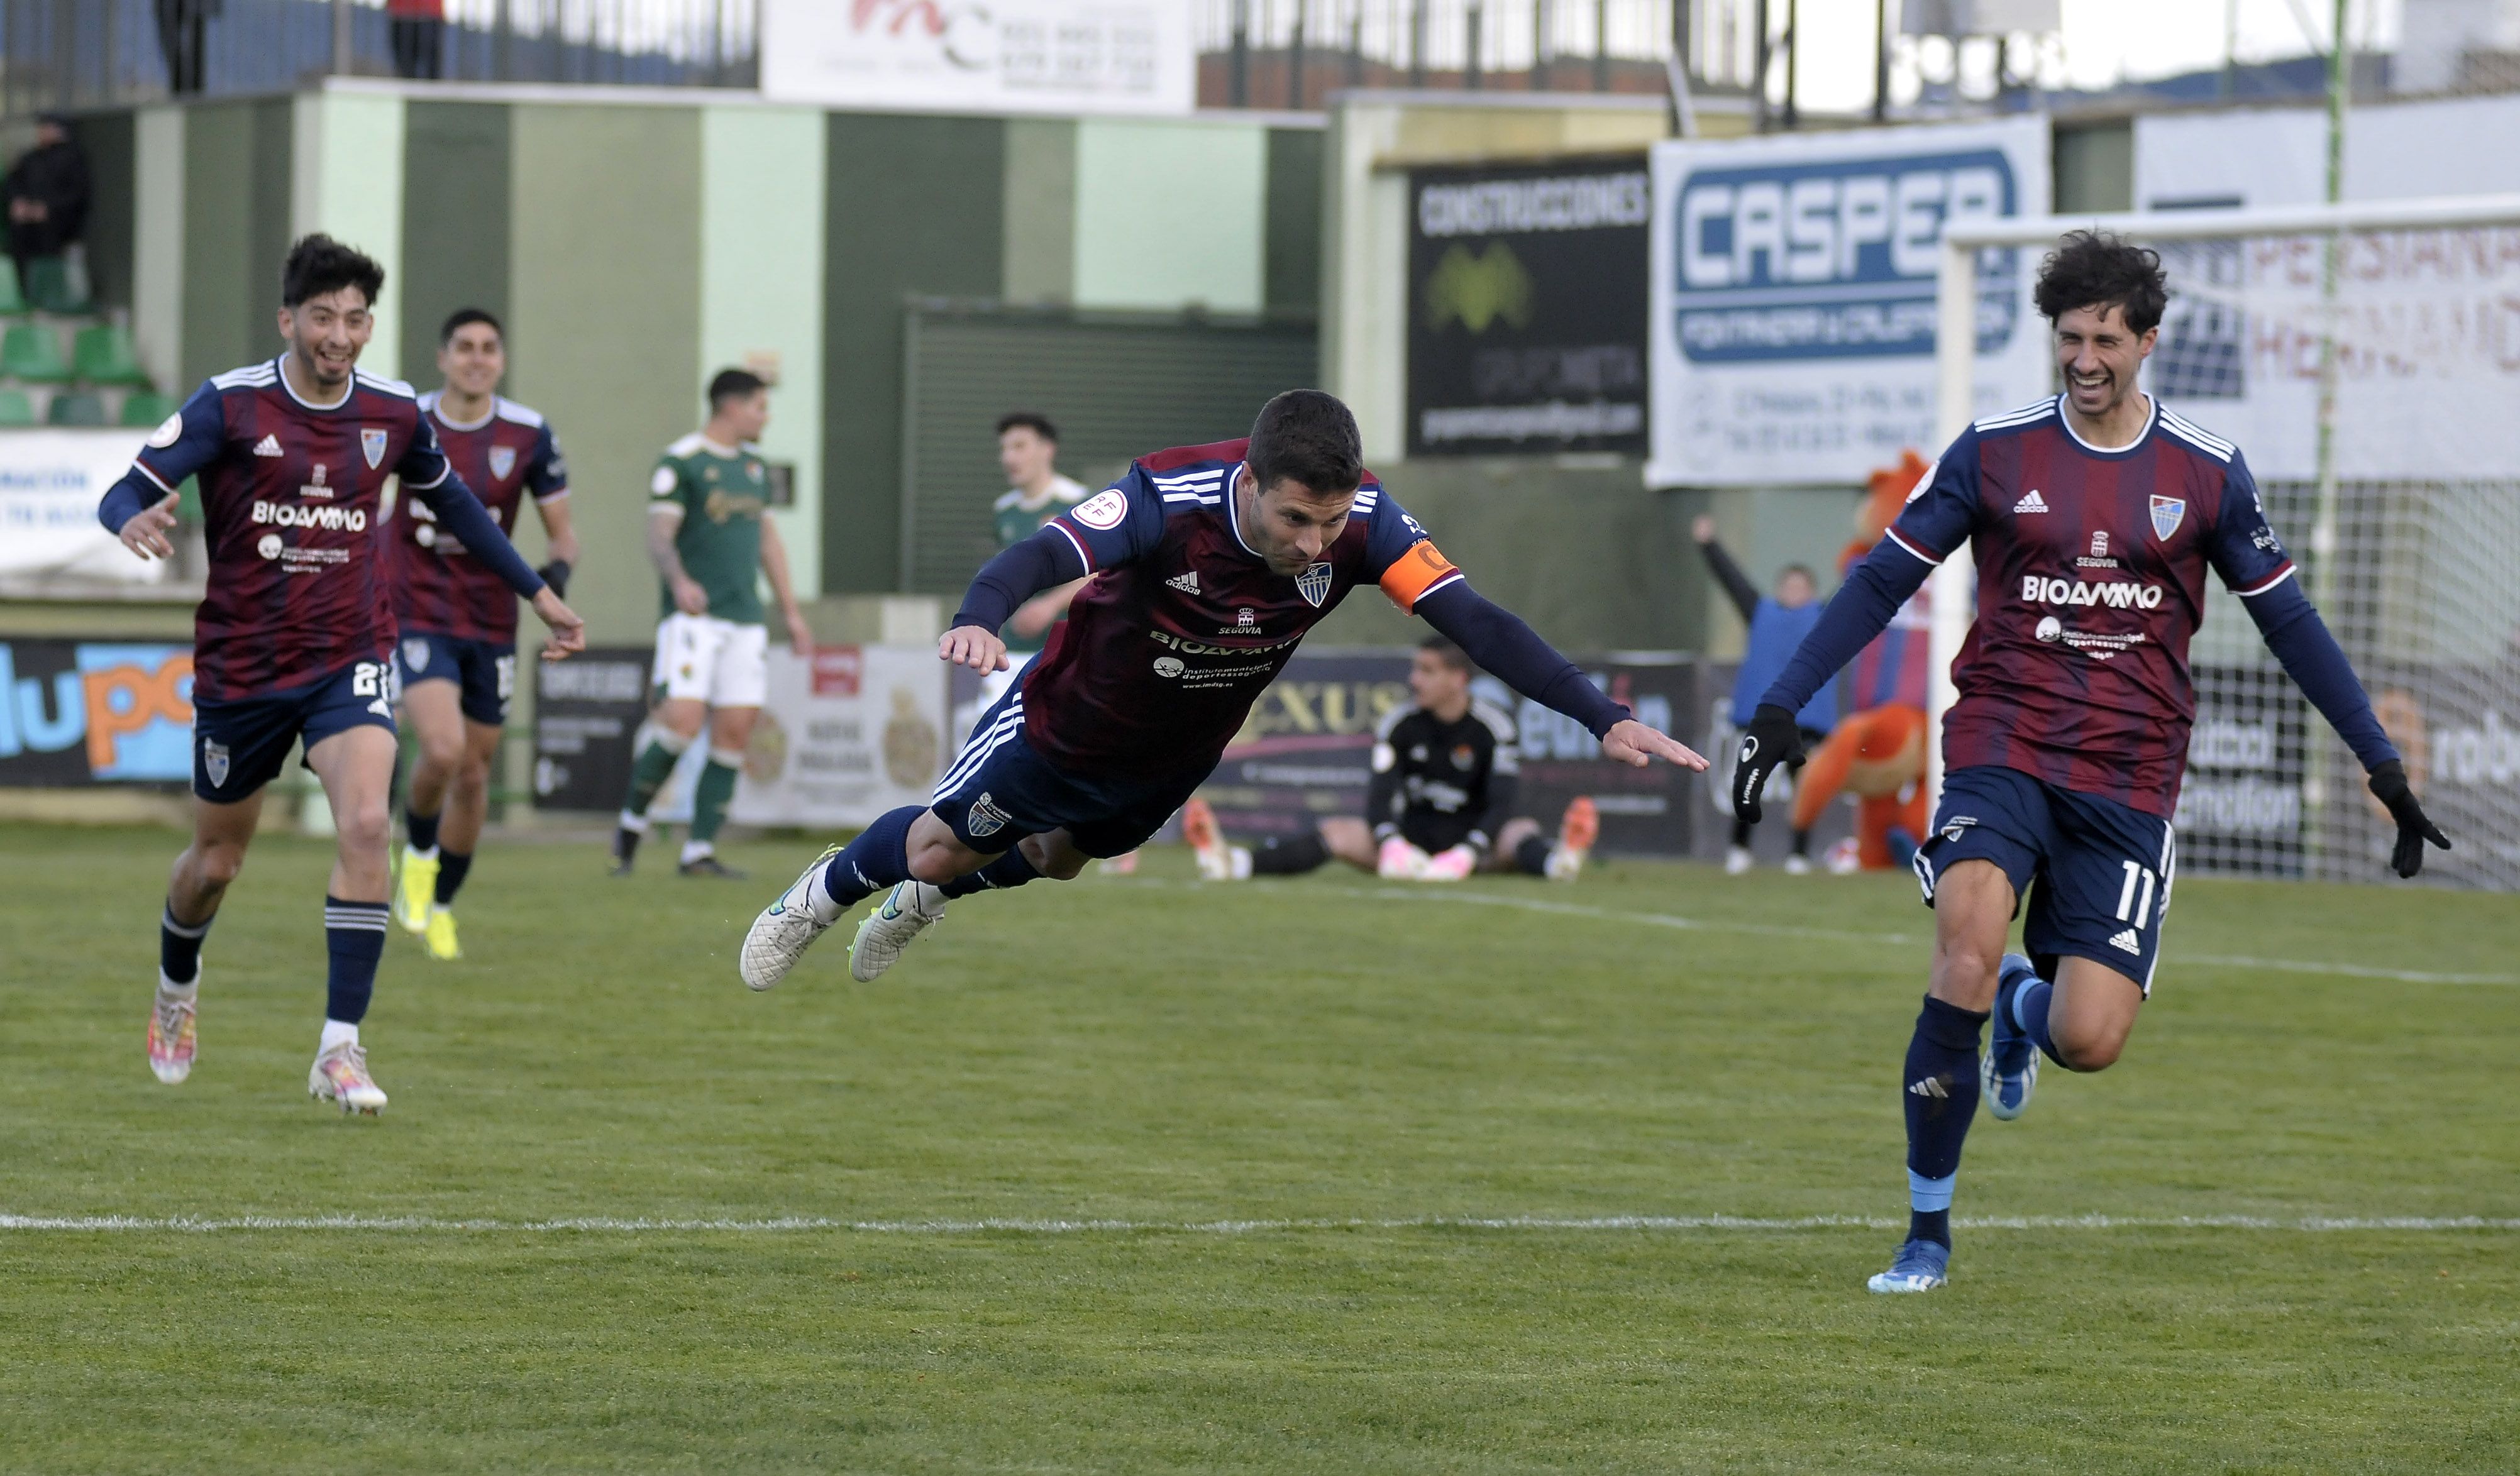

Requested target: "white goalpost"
[{"left": 1930, "top": 194, "right": 2520, "bottom": 888}]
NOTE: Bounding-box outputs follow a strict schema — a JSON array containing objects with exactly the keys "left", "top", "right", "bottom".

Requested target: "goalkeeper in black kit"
[{"left": 1183, "top": 637, "right": 1600, "bottom": 883}]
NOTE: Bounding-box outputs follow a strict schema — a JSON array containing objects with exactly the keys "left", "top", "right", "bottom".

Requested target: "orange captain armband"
[{"left": 1379, "top": 539, "right": 1461, "bottom": 614}]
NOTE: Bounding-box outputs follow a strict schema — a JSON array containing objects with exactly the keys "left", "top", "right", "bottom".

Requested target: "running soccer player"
[
  {"left": 739, "top": 390, "right": 1704, "bottom": 989},
  {"left": 389, "top": 307, "right": 577, "bottom": 959},
  {"left": 99, "top": 234, "right": 583, "bottom": 1112},
  {"left": 609, "top": 368, "right": 815, "bottom": 879},
  {"left": 1729, "top": 231, "right": 2449, "bottom": 1293},
  {"left": 1180, "top": 636, "right": 1599, "bottom": 883}
]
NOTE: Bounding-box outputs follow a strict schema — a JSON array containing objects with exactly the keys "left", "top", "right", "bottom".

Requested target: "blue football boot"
[
  {"left": 1866, "top": 1237, "right": 1950, "bottom": 1294},
  {"left": 1982, "top": 952, "right": 2042, "bottom": 1122}
]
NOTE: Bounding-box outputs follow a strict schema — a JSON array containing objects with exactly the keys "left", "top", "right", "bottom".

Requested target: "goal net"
[{"left": 1932, "top": 196, "right": 2520, "bottom": 889}]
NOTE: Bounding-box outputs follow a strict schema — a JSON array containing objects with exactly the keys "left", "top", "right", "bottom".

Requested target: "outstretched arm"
[
  {"left": 940, "top": 526, "right": 1086, "bottom": 673},
  {"left": 1415, "top": 581, "right": 1706, "bottom": 771},
  {"left": 1693, "top": 516, "right": 1764, "bottom": 624}
]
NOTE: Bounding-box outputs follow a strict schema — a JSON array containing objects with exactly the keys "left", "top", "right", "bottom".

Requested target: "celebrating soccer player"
[
  {"left": 1728, "top": 231, "right": 2450, "bottom": 1294},
  {"left": 1180, "top": 636, "right": 1600, "bottom": 883},
  {"left": 389, "top": 307, "right": 578, "bottom": 959},
  {"left": 739, "top": 390, "right": 1703, "bottom": 989},
  {"left": 99, "top": 234, "right": 584, "bottom": 1113},
  {"left": 609, "top": 368, "right": 815, "bottom": 879}
]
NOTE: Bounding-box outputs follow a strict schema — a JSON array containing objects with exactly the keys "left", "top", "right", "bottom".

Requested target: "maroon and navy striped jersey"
[
  {"left": 1017, "top": 438, "right": 1461, "bottom": 778},
  {"left": 130, "top": 358, "right": 460, "bottom": 702},
  {"left": 1885, "top": 394, "right": 2296, "bottom": 816},
  {"left": 387, "top": 393, "right": 567, "bottom": 643}
]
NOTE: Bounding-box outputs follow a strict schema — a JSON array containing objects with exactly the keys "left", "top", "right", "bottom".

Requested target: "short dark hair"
[
  {"left": 439, "top": 307, "right": 504, "bottom": 345},
  {"left": 282, "top": 233, "right": 385, "bottom": 310},
  {"left": 1779, "top": 563, "right": 1816, "bottom": 585},
  {"left": 1246, "top": 389, "right": 1362, "bottom": 497},
  {"left": 996, "top": 412, "right": 1058, "bottom": 443},
  {"left": 708, "top": 368, "right": 767, "bottom": 410},
  {"left": 1417, "top": 635, "right": 1473, "bottom": 673},
  {"left": 2034, "top": 229, "right": 2169, "bottom": 335}
]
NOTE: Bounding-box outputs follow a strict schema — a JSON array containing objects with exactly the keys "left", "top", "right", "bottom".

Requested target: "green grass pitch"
[{"left": 3, "top": 819, "right": 2516, "bottom": 1472}]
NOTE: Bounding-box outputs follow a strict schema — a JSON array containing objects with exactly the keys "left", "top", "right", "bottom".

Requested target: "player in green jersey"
[
  {"left": 979, "top": 412, "right": 1087, "bottom": 710},
  {"left": 610, "top": 368, "right": 814, "bottom": 878}
]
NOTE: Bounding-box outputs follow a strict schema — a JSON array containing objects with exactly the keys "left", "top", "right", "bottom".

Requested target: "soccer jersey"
[
  {"left": 1371, "top": 699, "right": 1522, "bottom": 850},
  {"left": 1020, "top": 439, "right": 1462, "bottom": 779},
  {"left": 126, "top": 358, "right": 460, "bottom": 703},
  {"left": 1849, "top": 570, "right": 1932, "bottom": 712},
  {"left": 993, "top": 474, "right": 1088, "bottom": 655},
  {"left": 389, "top": 392, "right": 566, "bottom": 643},
  {"left": 650, "top": 433, "right": 770, "bottom": 625},
  {"left": 1884, "top": 394, "right": 2295, "bottom": 816}
]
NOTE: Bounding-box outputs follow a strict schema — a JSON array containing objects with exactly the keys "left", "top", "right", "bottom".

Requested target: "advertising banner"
[
  {"left": 0, "top": 429, "right": 167, "bottom": 588},
  {"left": 760, "top": 0, "right": 1193, "bottom": 117},
  {"left": 1195, "top": 650, "right": 1704, "bottom": 859},
  {"left": 529, "top": 649, "right": 652, "bottom": 812},
  {"left": 731, "top": 646, "right": 950, "bottom": 829},
  {"left": 1647, "top": 116, "right": 2051, "bottom": 487},
  {"left": 0, "top": 639, "right": 194, "bottom": 786},
  {"left": 1693, "top": 660, "right": 1857, "bottom": 866},
  {"left": 1407, "top": 157, "right": 1652, "bottom": 458}
]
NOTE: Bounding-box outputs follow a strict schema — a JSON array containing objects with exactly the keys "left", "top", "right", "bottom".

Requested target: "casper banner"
[
  {"left": 760, "top": 0, "right": 1192, "bottom": 116},
  {"left": 1647, "top": 116, "right": 2050, "bottom": 487},
  {"left": 0, "top": 429, "right": 168, "bottom": 588},
  {"left": 731, "top": 645, "right": 949, "bottom": 829}
]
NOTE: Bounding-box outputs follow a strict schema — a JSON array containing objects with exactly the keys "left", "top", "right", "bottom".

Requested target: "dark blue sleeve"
[
  {"left": 2242, "top": 578, "right": 2400, "bottom": 773},
  {"left": 526, "top": 422, "right": 568, "bottom": 501},
  {"left": 412, "top": 468, "right": 547, "bottom": 600},
  {"left": 952, "top": 525, "right": 1086, "bottom": 633},
  {"left": 100, "top": 380, "right": 224, "bottom": 532},
  {"left": 1415, "top": 580, "right": 1628, "bottom": 739},
  {"left": 1042, "top": 463, "right": 1166, "bottom": 571},
  {"left": 1757, "top": 538, "right": 1935, "bottom": 715},
  {"left": 2202, "top": 452, "right": 2296, "bottom": 597}
]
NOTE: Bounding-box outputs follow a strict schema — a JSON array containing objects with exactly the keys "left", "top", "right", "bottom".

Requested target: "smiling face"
[
  {"left": 438, "top": 320, "right": 505, "bottom": 400},
  {"left": 1236, "top": 469, "right": 1358, "bottom": 576},
  {"left": 2054, "top": 302, "right": 2158, "bottom": 424},
  {"left": 277, "top": 285, "right": 373, "bottom": 392}
]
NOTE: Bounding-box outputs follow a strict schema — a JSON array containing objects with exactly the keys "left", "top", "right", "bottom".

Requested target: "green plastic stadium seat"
[
  {"left": 0, "top": 260, "right": 24, "bottom": 315},
  {"left": 74, "top": 324, "right": 148, "bottom": 386},
  {"left": 2, "top": 322, "right": 71, "bottom": 381},
  {"left": 22, "top": 256, "right": 87, "bottom": 314},
  {"left": 0, "top": 388, "right": 34, "bottom": 426},
  {"left": 46, "top": 390, "right": 107, "bottom": 426},
  {"left": 119, "top": 390, "right": 178, "bottom": 427}
]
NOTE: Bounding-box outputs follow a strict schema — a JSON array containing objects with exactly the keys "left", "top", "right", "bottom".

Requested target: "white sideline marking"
[
  {"left": 1359, "top": 886, "right": 2520, "bottom": 986},
  {"left": 1, "top": 1213, "right": 2514, "bottom": 1235}
]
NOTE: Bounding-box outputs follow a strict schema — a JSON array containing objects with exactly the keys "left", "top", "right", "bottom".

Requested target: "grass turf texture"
[{"left": 1, "top": 821, "right": 2514, "bottom": 1471}]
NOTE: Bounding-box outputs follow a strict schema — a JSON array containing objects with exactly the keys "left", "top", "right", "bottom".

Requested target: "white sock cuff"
[
  {"left": 706, "top": 747, "right": 746, "bottom": 768},
  {"left": 405, "top": 842, "right": 439, "bottom": 862},
  {"left": 158, "top": 969, "right": 199, "bottom": 998},
  {"left": 160, "top": 905, "right": 213, "bottom": 939},
  {"left": 319, "top": 1020, "right": 360, "bottom": 1052},
  {"left": 617, "top": 811, "right": 652, "bottom": 834},
  {"left": 680, "top": 840, "right": 715, "bottom": 864},
  {"left": 649, "top": 728, "right": 695, "bottom": 756}
]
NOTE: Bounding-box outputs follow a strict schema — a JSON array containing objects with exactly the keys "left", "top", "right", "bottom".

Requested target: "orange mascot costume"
[{"left": 1791, "top": 451, "right": 1935, "bottom": 869}]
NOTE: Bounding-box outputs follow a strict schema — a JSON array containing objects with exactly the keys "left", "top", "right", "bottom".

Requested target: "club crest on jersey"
[
  {"left": 1295, "top": 561, "right": 1333, "bottom": 607},
  {"left": 966, "top": 791, "right": 1010, "bottom": 839},
  {"left": 360, "top": 427, "right": 389, "bottom": 470},
  {"left": 2149, "top": 495, "right": 2186, "bottom": 541},
  {"left": 202, "top": 740, "right": 229, "bottom": 788},
  {"left": 488, "top": 446, "right": 517, "bottom": 482},
  {"left": 403, "top": 638, "right": 431, "bottom": 674}
]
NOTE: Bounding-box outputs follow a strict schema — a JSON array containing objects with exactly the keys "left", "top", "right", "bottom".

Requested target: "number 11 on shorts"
[{"left": 2116, "top": 860, "right": 2158, "bottom": 928}]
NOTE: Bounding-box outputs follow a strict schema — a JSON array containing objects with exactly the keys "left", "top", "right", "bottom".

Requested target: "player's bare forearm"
[
  {"left": 536, "top": 496, "right": 582, "bottom": 566},
  {"left": 648, "top": 510, "right": 706, "bottom": 615},
  {"left": 529, "top": 588, "right": 587, "bottom": 662},
  {"left": 758, "top": 516, "right": 814, "bottom": 649},
  {"left": 939, "top": 625, "right": 1009, "bottom": 673},
  {"left": 115, "top": 492, "right": 182, "bottom": 561}
]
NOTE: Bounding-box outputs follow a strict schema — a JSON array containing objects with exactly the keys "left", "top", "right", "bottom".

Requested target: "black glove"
[
  {"left": 2367, "top": 759, "right": 2450, "bottom": 879},
  {"left": 535, "top": 559, "right": 572, "bottom": 599},
  {"left": 1730, "top": 703, "right": 1807, "bottom": 825}
]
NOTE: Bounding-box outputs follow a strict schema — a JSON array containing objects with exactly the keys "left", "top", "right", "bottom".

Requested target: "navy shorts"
[
  {"left": 929, "top": 684, "right": 1207, "bottom": 859},
  {"left": 396, "top": 632, "right": 517, "bottom": 725},
  {"left": 1912, "top": 764, "right": 2178, "bottom": 994},
  {"left": 193, "top": 658, "right": 397, "bottom": 803}
]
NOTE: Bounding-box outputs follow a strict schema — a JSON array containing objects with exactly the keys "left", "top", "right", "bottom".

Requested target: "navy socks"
[
  {"left": 406, "top": 806, "right": 439, "bottom": 855},
  {"left": 1902, "top": 994, "right": 1988, "bottom": 1248},
  {"left": 818, "top": 806, "right": 921, "bottom": 910},
  {"left": 938, "top": 847, "right": 1042, "bottom": 898},
  {"left": 323, "top": 896, "right": 389, "bottom": 1025},
  {"left": 434, "top": 849, "right": 473, "bottom": 906},
  {"left": 160, "top": 903, "right": 213, "bottom": 984}
]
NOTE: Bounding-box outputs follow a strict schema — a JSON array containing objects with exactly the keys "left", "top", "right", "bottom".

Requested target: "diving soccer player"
[
  {"left": 99, "top": 234, "right": 583, "bottom": 1112},
  {"left": 609, "top": 368, "right": 815, "bottom": 878},
  {"left": 389, "top": 307, "right": 577, "bottom": 959},
  {"left": 1729, "top": 231, "right": 2450, "bottom": 1293},
  {"left": 1180, "top": 636, "right": 1599, "bottom": 882},
  {"left": 739, "top": 390, "right": 1703, "bottom": 989}
]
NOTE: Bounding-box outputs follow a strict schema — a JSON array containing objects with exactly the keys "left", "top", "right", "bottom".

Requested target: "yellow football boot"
[
  {"left": 424, "top": 905, "right": 462, "bottom": 961},
  {"left": 394, "top": 846, "right": 439, "bottom": 934}
]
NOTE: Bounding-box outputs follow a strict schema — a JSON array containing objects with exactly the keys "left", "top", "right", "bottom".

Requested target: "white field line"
[
  {"left": 1, "top": 1213, "right": 2514, "bottom": 1235},
  {"left": 1354, "top": 886, "right": 2520, "bottom": 986}
]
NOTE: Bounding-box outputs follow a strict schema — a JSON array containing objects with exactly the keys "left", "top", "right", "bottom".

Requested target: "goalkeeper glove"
[
  {"left": 1420, "top": 844, "right": 1478, "bottom": 882},
  {"left": 2366, "top": 759, "right": 2450, "bottom": 879},
  {"left": 1376, "top": 837, "right": 1431, "bottom": 880},
  {"left": 536, "top": 559, "right": 572, "bottom": 599},
  {"left": 1729, "top": 703, "right": 1806, "bottom": 825}
]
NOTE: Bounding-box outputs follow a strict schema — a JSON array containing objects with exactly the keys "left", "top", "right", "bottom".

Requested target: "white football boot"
[
  {"left": 741, "top": 845, "right": 844, "bottom": 992},
  {"left": 309, "top": 1041, "right": 387, "bottom": 1115},
  {"left": 849, "top": 880, "right": 948, "bottom": 983},
  {"left": 148, "top": 971, "right": 198, "bottom": 1085}
]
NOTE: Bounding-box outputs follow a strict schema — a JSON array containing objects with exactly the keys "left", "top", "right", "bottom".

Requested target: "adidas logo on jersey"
[
  {"left": 2013, "top": 488, "right": 2048, "bottom": 514},
  {"left": 252, "top": 434, "right": 285, "bottom": 458},
  {"left": 2109, "top": 928, "right": 2141, "bottom": 955},
  {"left": 1164, "top": 571, "right": 1201, "bottom": 595}
]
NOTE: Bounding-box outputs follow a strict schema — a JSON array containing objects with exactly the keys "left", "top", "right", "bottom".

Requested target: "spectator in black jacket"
[{"left": 5, "top": 116, "right": 90, "bottom": 290}]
